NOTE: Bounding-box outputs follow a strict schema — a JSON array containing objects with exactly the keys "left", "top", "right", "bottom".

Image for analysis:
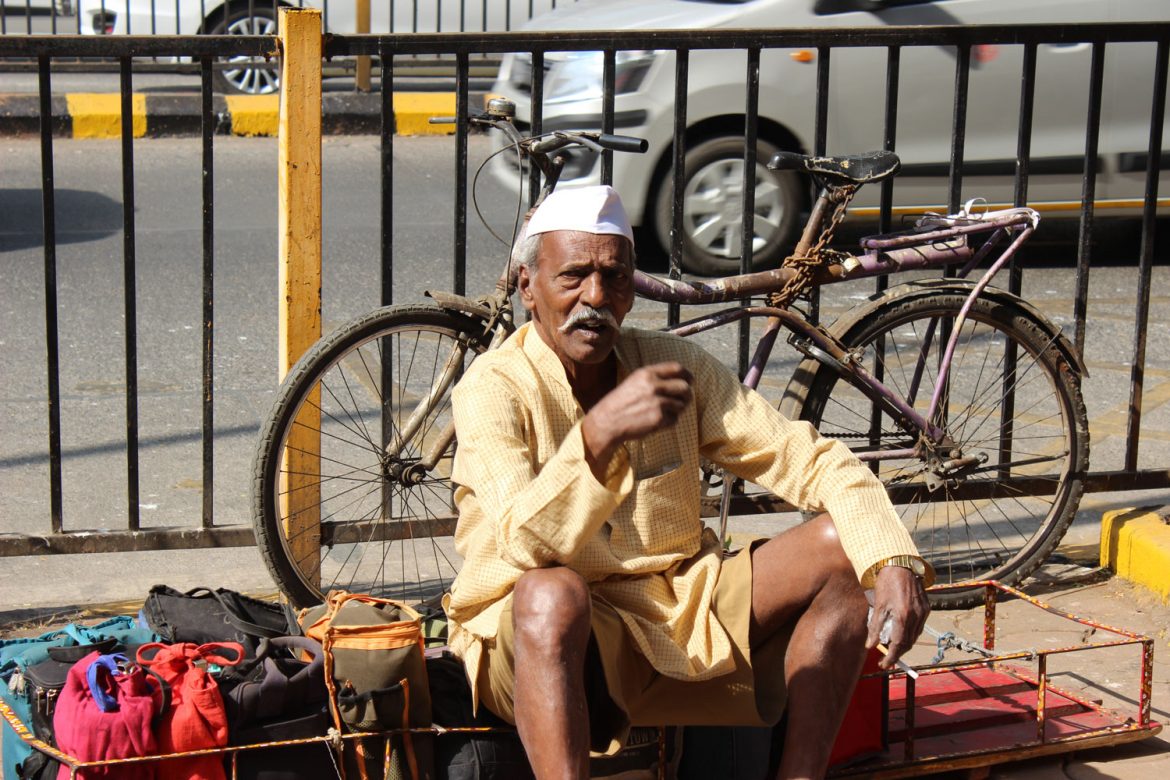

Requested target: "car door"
[{"left": 820, "top": 0, "right": 1113, "bottom": 211}]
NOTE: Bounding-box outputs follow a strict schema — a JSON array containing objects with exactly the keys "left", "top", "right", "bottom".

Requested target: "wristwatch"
[{"left": 863, "top": 555, "right": 931, "bottom": 588}]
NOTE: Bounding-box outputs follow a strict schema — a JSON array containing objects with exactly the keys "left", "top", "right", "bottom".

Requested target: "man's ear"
[{"left": 517, "top": 262, "right": 535, "bottom": 312}]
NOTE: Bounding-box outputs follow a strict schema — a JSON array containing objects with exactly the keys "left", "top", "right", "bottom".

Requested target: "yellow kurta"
[{"left": 444, "top": 322, "right": 922, "bottom": 705}]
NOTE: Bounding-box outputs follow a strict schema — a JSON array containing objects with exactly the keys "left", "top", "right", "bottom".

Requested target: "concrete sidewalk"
[
  {"left": 0, "top": 89, "right": 466, "bottom": 137},
  {"left": 2, "top": 511, "right": 1168, "bottom": 779}
]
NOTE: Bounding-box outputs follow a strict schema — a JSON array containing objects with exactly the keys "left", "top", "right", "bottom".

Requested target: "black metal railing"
[
  {"left": 0, "top": 0, "right": 571, "bottom": 35},
  {"left": 0, "top": 21, "right": 1167, "bottom": 557}
]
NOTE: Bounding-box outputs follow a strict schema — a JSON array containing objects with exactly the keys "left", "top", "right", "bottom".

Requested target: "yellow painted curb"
[
  {"left": 392, "top": 92, "right": 456, "bottom": 136},
  {"left": 66, "top": 93, "right": 146, "bottom": 139},
  {"left": 224, "top": 94, "right": 280, "bottom": 137},
  {"left": 1100, "top": 506, "right": 1170, "bottom": 601}
]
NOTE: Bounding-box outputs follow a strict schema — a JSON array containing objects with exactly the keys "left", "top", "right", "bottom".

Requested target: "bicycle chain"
[{"left": 769, "top": 184, "right": 859, "bottom": 309}]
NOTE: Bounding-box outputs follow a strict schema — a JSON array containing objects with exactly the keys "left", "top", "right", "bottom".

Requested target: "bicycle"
[{"left": 252, "top": 98, "right": 1089, "bottom": 611}]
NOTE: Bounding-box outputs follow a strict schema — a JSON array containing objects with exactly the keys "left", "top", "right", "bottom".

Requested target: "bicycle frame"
[{"left": 640, "top": 204, "right": 1040, "bottom": 459}]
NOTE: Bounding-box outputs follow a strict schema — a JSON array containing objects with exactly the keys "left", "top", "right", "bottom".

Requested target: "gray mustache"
[{"left": 559, "top": 306, "right": 619, "bottom": 333}]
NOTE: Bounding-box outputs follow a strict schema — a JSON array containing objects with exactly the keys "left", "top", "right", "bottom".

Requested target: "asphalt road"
[{"left": 2, "top": 132, "right": 1169, "bottom": 612}]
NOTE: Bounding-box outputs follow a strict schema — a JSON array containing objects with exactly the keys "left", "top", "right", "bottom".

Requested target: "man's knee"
[{"left": 513, "top": 566, "right": 592, "bottom": 650}]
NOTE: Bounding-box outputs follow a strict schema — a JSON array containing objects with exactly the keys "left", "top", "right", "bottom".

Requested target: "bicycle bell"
[{"left": 486, "top": 97, "right": 517, "bottom": 119}]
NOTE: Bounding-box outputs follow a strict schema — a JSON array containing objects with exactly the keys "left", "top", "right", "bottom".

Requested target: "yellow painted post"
[
  {"left": 278, "top": 7, "right": 323, "bottom": 588},
  {"left": 355, "top": 0, "right": 371, "bottom": 92}
]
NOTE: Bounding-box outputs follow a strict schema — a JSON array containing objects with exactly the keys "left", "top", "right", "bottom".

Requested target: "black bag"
[
  {"left": 677, "top": 721, "right": 783, "bottom": 780},
  {"left": 214, "top": 635, "right": 337, "bottom": 780},
  {"left": 220, "top": 635, "right": 330, "bottom": 736},
  {"left": 427, "top": 653, "right": 532, "bottom": 780},
  {"left": 141, "top": 585, "right": 299, "bottom": 658}
]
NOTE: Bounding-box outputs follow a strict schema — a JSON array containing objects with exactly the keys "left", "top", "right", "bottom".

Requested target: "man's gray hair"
[{"left": 511, "top": 228, "right": 542, "bottom": 274}]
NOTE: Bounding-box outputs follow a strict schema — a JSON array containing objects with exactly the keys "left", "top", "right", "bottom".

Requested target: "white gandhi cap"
[{"left": 524, "top": 185, "right": 635, "bottom": 247}]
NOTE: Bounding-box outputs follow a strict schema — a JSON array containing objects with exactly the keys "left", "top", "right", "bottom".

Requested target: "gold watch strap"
[{"left": 862, "top": 555, "right": 933, "bottom": 589}]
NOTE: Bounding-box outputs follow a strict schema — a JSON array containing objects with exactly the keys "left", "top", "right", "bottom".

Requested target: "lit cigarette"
[{"left": 876, "top": 643, "right": 919, "bottom": 679}]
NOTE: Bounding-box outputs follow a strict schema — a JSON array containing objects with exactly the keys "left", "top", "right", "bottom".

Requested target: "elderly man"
[{"left": 443, "top": 185, "right": 931, "bottom": 779}]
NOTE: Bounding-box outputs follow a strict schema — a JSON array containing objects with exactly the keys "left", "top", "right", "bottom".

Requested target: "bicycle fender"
[
  {"left": 424, "top": 290, "right": 494, "bottom": 321},
  {"left": 830, "top": 279, "right": 1089, "bottom": 378}
]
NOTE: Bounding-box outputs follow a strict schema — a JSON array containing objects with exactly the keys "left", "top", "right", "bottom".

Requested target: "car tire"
[
  {"left": 653, "top": 136, "right": 803, "bottom": 276},
  {"left": 210, "top": 6, "right": 281, "bottom": 95}
]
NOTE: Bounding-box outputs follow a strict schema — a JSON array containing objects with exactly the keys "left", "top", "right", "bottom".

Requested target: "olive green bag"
[{"left": 299, "top": 591, "right": 433, "bottom": 779}]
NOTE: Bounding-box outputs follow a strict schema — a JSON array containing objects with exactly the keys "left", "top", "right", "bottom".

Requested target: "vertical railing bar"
[
  {"left": 878, "top": 44, "right": 900, "bottom": 282},
  {"left": 1072, "top": 40, "right": 1105, "bottom": 356},
  {"left": 1124, "top": 36, "right": 1167, "bottom": 473},
  {"left": 200, "top": 56, "right": 215, "bottom": 529},
  {"left": 120, "top": 57, "right": 141, "bottom": 532},
  {"left": 1011, "top": 42, "right": 1037, "bottom": 295},
  {"left": 813, "top": 46, "right": 830, "bottom": 157},
  {"left": 947, "top": 43, "right": 970, "bottom": 217},
  {"left": 869, "top": 44, "right": 900, "bottom": 471},
  {"left": 738, "top": 47, "right": 760, "bottom": 380},
  {"left": 667, "top": 48, "right": 689, "bottom": 328},
  {"left": 453, "top": 50, "right": 469, "bottom": 295},
  {"left": 380, "top": 43, "right": 394, "bottom": 306},
  {"left": 39, "top": 55, "right": 64, "bottom": 535},
  {"left": 809, "top": 44, "right": 829, "bottom": 326},
  {"left": 482, "top": 0, "right": 487, "bottom": 34},
  {"left": 998, "top": 40, "right": 1038, "bottom": 482},
  {"left": 601, "top": 48, "right": 615, "bottom": 185},
  {"left": 528, "top": 49, "right": 545, "bottom": 209}
]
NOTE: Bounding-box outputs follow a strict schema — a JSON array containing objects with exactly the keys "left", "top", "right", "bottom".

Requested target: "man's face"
[{"left": 518, "top": 230, "right": 635, "bottom": 373}]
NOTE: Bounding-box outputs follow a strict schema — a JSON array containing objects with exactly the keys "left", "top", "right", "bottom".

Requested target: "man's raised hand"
[{"left": 581, "top": 362, "right": 693, "bottom": 478}]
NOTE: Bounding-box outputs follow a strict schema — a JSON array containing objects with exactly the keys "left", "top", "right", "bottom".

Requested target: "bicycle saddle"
[{"left": 767, "top": 150, "right": 901, "bottom": 185}]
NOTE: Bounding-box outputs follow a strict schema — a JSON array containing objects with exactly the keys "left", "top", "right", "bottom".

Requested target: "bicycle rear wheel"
[
  {"left": 253, "top": 304, "right": 490, "bottom": 608},
  {"left": 783, "top": 286, "right": 1088, "bottom": 608}
]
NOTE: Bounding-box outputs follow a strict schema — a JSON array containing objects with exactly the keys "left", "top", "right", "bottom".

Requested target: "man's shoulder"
[
  {"left": 621, "top": 327, "right": 721, "bottom": 367},
  {"left": 455, "top": 329, "right": 534, "bottom": 395}
]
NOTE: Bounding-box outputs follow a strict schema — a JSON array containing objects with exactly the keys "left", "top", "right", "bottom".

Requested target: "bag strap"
[
  {"left": 206, "top": 589, "right": 288, "bottom": 640},
  {"left": 85, "top": 653, "right": 130, "bottom": 713},
  {"left": 141, "top": 665, "right": 172, "bottom": 732},
  {"left": 48, "top": 638, "right": 118, "bottom": 663}
]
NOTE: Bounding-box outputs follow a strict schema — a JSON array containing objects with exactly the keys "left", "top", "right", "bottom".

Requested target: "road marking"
[
  {"left": 392, "top": 93, "right": 456, "bottom": 136},
  {"left": 225, "top": 94, "right": 280, "bottom": 137},
  {"left": 1100, "top": 507, "right": 1170, "bottom": 601},
  {"left": 66, "top": 93, "right": 146, "bottom": 139}
]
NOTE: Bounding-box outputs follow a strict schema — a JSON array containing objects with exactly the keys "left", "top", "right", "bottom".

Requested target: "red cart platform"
[{"left": 830, "top": 581, "right": 1162, "bottom": 778}]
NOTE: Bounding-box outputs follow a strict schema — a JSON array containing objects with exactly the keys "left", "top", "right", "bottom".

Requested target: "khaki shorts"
[{"left": 476, "top": 545, "right": 792, "bottom": 754}]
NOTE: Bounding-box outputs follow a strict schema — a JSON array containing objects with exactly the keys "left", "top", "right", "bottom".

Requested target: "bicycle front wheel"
[
  {"left": 784, "top": 287, "right": 1088, "bottom": 608},
  {"left": 253, "top": 305, "right": 490, "bottom": 608}
]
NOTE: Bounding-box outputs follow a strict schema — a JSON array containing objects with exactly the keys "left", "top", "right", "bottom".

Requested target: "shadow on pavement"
[{"left": 0, "top": 187, "right": 123, "bottom": 251}]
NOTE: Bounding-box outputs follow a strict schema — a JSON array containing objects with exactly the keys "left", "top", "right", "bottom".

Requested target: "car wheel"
[
  {"left": 211, "top": 7, "right": 280, "bottom": 95},
  {"left": 653, "top": 136, "right": 803, "bottom": 276}
]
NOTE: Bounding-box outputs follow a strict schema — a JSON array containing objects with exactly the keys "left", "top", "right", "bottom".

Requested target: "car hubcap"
[
  {"left": 223, "top": 15, "right": 279, "bottom": 94},
  {"left": 683, "top": 157, "right": 785, "bottom": 259}
]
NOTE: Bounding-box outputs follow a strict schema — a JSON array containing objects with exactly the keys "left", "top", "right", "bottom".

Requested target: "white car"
[
  {"left": 74, "top": 0, "right": 568, "bottom": 94},
  {"left": 492, "top": 0, "right": 1170, "bottom": 274}
]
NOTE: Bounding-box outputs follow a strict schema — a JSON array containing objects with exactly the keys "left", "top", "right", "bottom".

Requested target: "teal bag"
[{"left": 1, "top": 616, "right": 157, "bottom": 779}]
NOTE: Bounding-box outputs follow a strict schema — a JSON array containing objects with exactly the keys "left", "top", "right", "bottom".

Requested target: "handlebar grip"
[
  {"left": 428, "top": 116, "right": 458, "bottom": 125},
  {"left": 597, "top": 133, "right": 649, "bottom": 154}
]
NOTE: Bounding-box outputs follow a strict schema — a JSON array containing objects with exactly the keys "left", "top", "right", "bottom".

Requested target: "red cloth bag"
[
  {"left": 135, "top": 642, "right": 243, "bottom": 780},
  {"left": 52, "top": 651, "right": 163, "bottom": 780}
]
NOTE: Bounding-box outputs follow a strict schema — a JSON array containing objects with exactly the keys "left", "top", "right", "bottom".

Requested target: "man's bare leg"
[
  {"left": 749, "top": 514, "right": 871, "bottom": 780},
  {"left": 511, "top": 566, "right": 593, "bottom": 780}
]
